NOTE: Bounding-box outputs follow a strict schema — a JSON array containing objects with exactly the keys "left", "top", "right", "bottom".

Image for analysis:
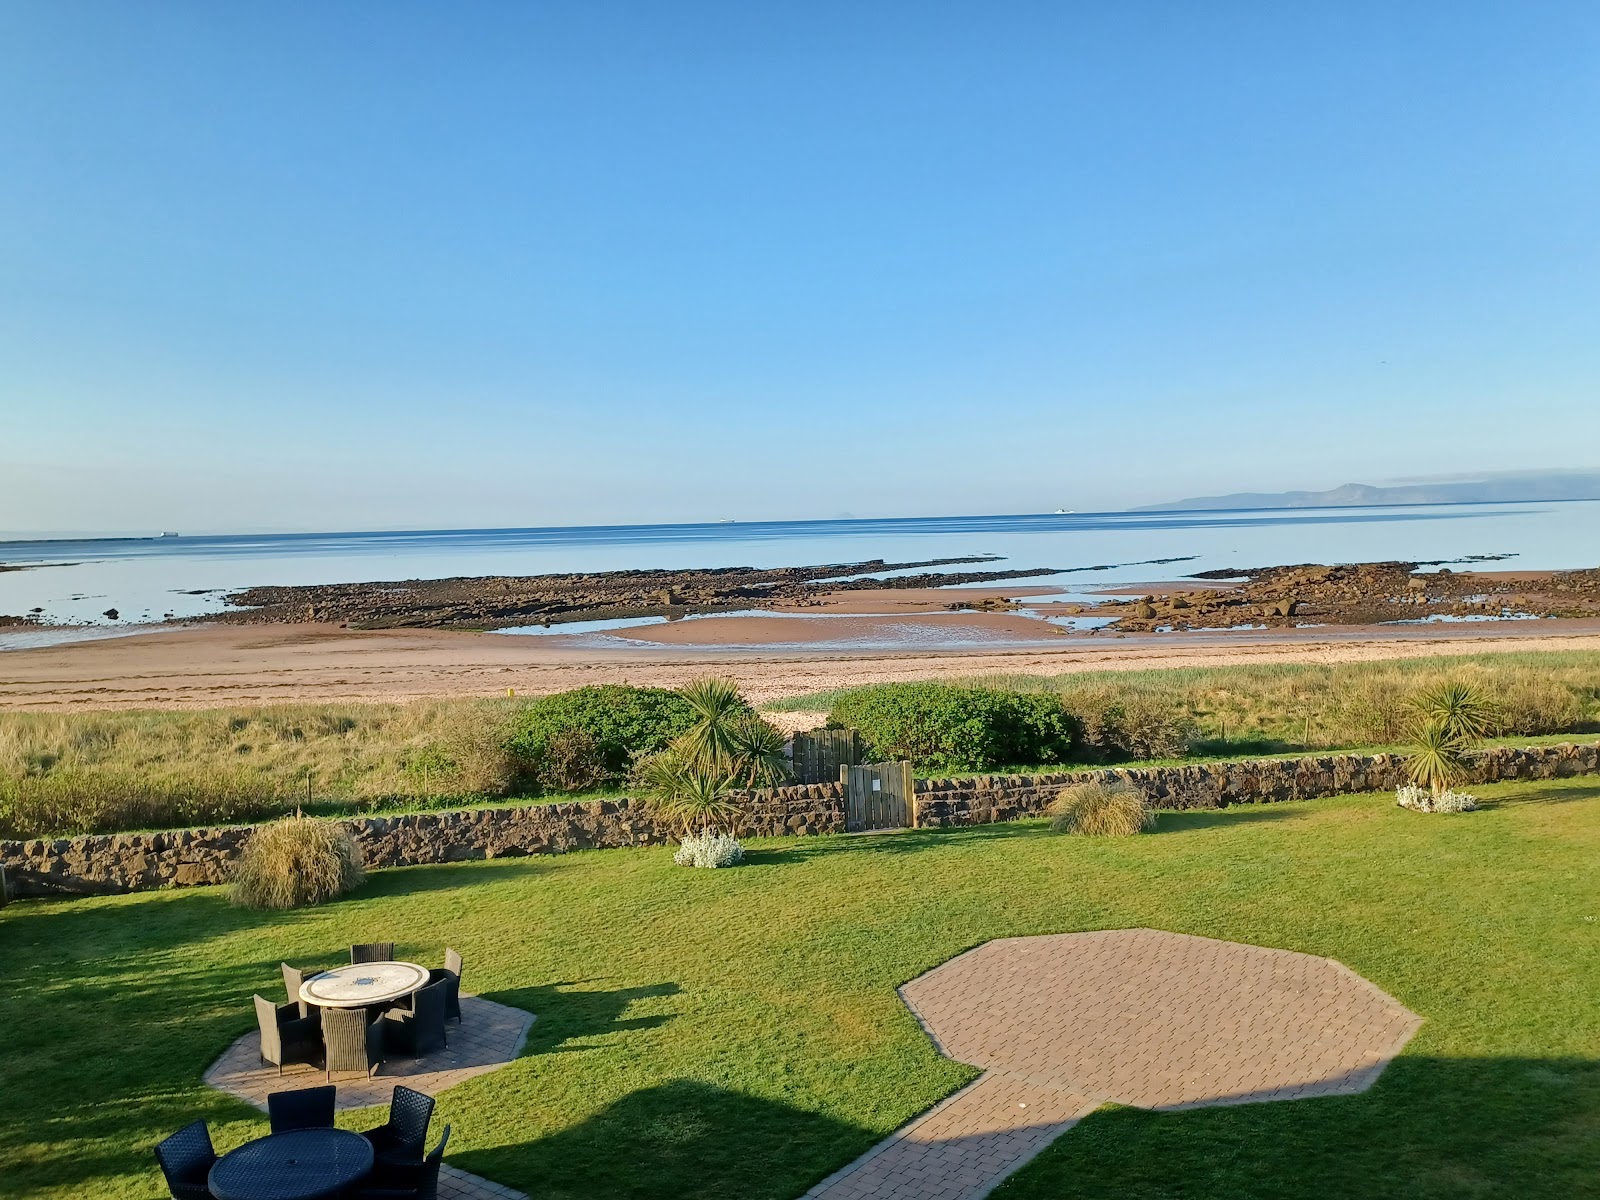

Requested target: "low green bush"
[
  {"left": 505, "top": 685, "right": 698, "bottom": 791},
  {"left": 1057, "top": 685, "right": 1199, "bottom": 760},
  {"left": 230, "top": 814, "right": 365, "bottom": 909},
  {"left": 827, "top": 683, "right": 1077, "bottom": 772}
]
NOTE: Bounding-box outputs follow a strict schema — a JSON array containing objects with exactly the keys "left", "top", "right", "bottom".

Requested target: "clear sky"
[{"left": 3, "top": 2, "right": 1598, "bottom": 534}]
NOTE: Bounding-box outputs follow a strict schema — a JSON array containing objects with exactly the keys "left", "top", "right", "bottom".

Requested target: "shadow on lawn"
[
  {"left": 743, "top": 821, "right": 1044, "bottom": 866},
  {"left": 450, "top": 1056, "right": 1600, "bottom": 1200},
  {"left": 992, "top": 1052, "right": 1600, "bottom": 1199},
  {"left": 484, "top": 980, "right": 682, "bottom": 1055},
  {"left": 1479, "top": 779, "right": 1600, "bottom": 809},
  {"left": 452, "top": 1078, "right": 873, "bottom": 1200}
]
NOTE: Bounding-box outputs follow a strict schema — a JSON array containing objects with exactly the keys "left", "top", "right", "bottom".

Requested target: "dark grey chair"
[
  {"left": 282, "top": 962, "right": 320, "bottom": 1020},
  {"left": 360, "top": 1085, "right": 436, "bottom": 1170},
  {"left": 254, "top": 994, "right": 321, "bottom": 1075},
  {"left": 154, "top": 1120, "right": 216, "bottom": 1200},
  {"left": 351, "top": 942, "right": 396, "bottom": 964},
  {"left": 323, "top": 1004, "right": 386, "bottom": 1081},
  {"left": 384, "top": 978, "right": 448, "bottom": 1058},
  {"left": 355, "top": 1124, "right": 450, "bottom": 1200},
  {"left": 426, "top": 948, "right": 462, "bottom": 1025},
  {"left": 268, "top": 1084, "right": 337, "bottom": 1133}
]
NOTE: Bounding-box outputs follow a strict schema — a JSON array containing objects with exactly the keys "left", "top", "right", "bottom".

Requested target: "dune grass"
[
  {"left": 4, "top": 650, "right": 1598, "bottom": 839},
  {"left": 1, "top": 774, "right": 1596, "bottom": 1199},
  {"left": 765, "top": 649, "right": 1600, "bottom": 748}
]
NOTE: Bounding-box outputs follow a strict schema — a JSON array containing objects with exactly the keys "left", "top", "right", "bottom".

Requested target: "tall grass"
[
  {"left": 767, "top": 651, "right": 1600, "bottom": 753},
  {"left": 0, "top": 700, "right": 521, "bottom": 839},
  {"left": 230, "top": 814, "right": 366, "bottom": 909}
]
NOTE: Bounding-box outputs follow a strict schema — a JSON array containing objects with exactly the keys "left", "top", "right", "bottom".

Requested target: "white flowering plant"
[
  {"left": 673, "top": 828, "right": 745, "bottom": 868},
  {"left": 1396, "top": 784, "right": 1479, "bottom": 814}
]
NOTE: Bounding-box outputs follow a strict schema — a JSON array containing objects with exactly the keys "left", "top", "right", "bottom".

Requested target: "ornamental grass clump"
[
  {"left": 1049, "top": 780, "right": 1156, "bottom": 836},
  {"left": 231, "top": 814, "right": 365, "bottom": 909}
]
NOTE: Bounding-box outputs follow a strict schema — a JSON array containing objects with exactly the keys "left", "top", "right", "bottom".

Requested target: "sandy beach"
[{"left": 5, "top": 616, "right": 1600, "bottom": 713}]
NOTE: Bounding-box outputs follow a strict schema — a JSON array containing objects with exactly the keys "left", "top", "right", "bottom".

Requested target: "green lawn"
[{"left": 3, "top": 777, "right": 1598, "bottom": 1199}]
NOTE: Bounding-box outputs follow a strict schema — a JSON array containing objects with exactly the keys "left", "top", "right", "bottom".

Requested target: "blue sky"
[{"left": 3, "top": 2, "right": 1598, "bottom": 534}]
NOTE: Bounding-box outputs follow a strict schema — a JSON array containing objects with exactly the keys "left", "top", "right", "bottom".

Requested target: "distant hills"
[{"left": 1136, "top": 471, "right": 1600, "bottom": 512}]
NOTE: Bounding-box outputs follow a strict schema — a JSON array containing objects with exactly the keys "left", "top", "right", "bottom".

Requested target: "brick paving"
[
  {"left": 205, "top": 993, "right": 534, "bottom": 1200},
  {"left": 807, "top": 929, "right": 1420, "bottom": 1200}
]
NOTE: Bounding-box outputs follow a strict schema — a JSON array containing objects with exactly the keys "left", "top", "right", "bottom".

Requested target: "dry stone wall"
[
  {"left": 0, "top": 783, "right": 846, "bottom": 898},
  {"left": 911, "top": 741, "right": 1600, "bottom": 827},
  {"left": 3, "top": 743, "right": 1595, "bottom": 899}
]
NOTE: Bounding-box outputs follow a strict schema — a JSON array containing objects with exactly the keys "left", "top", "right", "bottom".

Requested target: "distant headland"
[{"left": 1138, "top": 470, "right": 1600, "bottom": 512}]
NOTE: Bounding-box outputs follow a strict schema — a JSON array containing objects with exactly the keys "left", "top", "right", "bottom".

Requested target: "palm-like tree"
[
  {"left": 631, "top": 748, "right": 739, "bottom": 833},
  {"left": 1405, "top": 718, "right": 1470, "bottom": 798},
  {"left": 677, "top": 677, "right": 747, "bottom": 774},
  {"left": 726, "top": 712, "right": 790, "bottom": 788},
  {"left": 676, "top": 677, "right": 792, "bottom": 788},
  {"left": 1413, "top": 681, "right": 1498, "bottom": 743}
]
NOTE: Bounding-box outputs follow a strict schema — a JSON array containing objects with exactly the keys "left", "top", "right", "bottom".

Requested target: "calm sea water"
[{"left": 2, "top": 501, "right": 1597, "bottom": 642}]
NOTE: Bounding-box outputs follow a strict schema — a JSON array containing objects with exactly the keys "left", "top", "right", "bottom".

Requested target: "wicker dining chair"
[
  {"left": 354, "top": 1124, "right": 450, "bottom": 1200},
  {"left": 323, "top": 1005, "right": 387, "bottom": 1081},
  {"left": 351, "top": 942, "right": 396, "bottom": 964},
  {"left": 281, "top": 962, "right": 321, "bottom": 1020},
  {"left": 153, "top": 1119, "right": 216, "bottom": 1200},
  {"left": 360, "top": 1085, "right": 436, "bottom": 1169},
  {"left": 254, "top": 994, "right": 321, "bottom": 1074},
  {"left": 426, "top": 948, "right": 463, "bottom": 1025},
  {"left": 383, "top": 978, "right": 448, "bottom": 1058},
  {"left": 267, "top": 1084, "right": 337, "bottom": 1133}
]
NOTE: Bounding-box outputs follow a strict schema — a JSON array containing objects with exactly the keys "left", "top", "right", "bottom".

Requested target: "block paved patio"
[
  {"left": 206, "top": 993, "right": 534, "bottom": 1200},
  {"left": 805, "top": 928, "right": 1420, "bottom": 1200}
]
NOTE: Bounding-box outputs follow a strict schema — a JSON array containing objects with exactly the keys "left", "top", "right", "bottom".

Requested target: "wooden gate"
[
  {"left": 843, "top": 761, "right": 914, "bottom": 832},
  {"left": 791, "top": 728, "right": 864, "bottom": 784}
]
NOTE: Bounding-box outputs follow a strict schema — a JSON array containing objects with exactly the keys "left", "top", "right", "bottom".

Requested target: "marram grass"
[{"left": 229, "top": 814, "right": 365, "bottom": 909}]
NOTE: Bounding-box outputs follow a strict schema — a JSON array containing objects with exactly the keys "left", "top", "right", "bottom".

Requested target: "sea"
[{"left": 2, "top": 500, "right": 1598, "bottom": 649}]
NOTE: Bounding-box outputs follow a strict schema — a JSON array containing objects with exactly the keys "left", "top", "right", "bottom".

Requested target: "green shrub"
[
  {"left": 1048, "top": 780, "right": 1156, "bottom": 836},
  {"left": 537, "top": 727, "right": 610, "bottom": 793},
  {"left": 230, "top": 815, "right": 365, "bottom": 909},
  {"left": 1058, "top": 685, "right": 1199, "bottom": 761},
  {"left": 505, "top": 685, "right": 697, "bottom": 790},
  {"left": 827, "top": 683, "right": 1076, "bottom": 772}
]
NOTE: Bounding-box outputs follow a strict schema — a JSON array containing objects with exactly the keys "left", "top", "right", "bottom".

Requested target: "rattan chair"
[
  {"left": 267, "top": 1084, "right": 337, "bottom": 1133},
  {"left": 426, "top": 948, "right": 462, "bottom": 1025},
  {"left": 384, "top": 978, "right": 448, "bottom": 1059},
  {"left": 351, "top": 942, "right": 396, "bottom": 964},
  {"left": 281, "top": 962, "right": 321, "bottom": 1020},
  {"left": 254, "top": 993, "right": 321, "bottom": 1075},
  {"left": 154, "top": 1119, "right": 216, "bottom": 1200},
  {"left": 354, "top": 1124, "right": 450, "bottom": 1200},
  {"left": 323, "top": 1004, "right": 386, "bottom": 1081},
  {"left": 360, "top": 1085, "right": 436, "bottom": 1169}
]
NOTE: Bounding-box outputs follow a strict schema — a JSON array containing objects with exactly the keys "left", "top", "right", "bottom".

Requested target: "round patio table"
[
  {"left": 209, "top": 1128, "right": 373, "bottom": 1200},
  {"left": 299, "top": 961, "right": 429, "bottom": 1010}
]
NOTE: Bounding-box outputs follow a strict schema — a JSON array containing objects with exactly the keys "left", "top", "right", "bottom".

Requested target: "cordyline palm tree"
[
  {"left": 1405, "top": 718, "right": 1471, "bottom": 799},
  {"left": 677, "top": 677, "right": 790, "bottom": 788},
  {"left": 631, "top": 749, "right": 739, "bottom": 834},
  {"left": 1412, "top": 681, "right": 1499, "bottom": 744}
]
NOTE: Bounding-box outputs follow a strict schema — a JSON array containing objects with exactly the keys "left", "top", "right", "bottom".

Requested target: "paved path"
[
  {"left": 806, "top": 929, "right": 1420, "bottom": 1200},
  {"left": 206, "top": 994, "right": 534, "bottom": 1200}
]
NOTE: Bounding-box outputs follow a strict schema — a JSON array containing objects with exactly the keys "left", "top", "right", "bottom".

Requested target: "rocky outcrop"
[{"left": 3, "top": 744, "right": 1595, "bottom": 898}]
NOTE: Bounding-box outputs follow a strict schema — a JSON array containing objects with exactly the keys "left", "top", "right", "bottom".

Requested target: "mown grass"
[{"left": 1, "top": 775, "right": 1596, "bottom": 1199}]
